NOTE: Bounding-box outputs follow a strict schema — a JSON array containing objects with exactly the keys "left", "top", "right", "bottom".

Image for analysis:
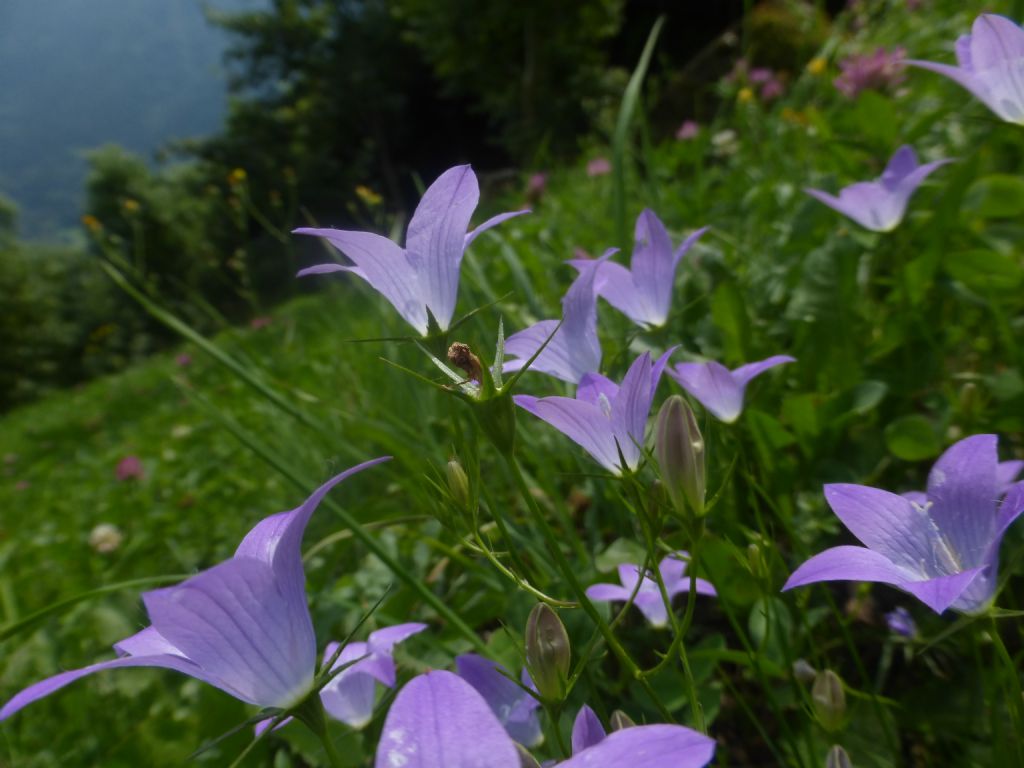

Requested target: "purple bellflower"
[
  {"left": 908, "top": 14, "right": 1024, "bottom": 125},
  {"left": 572, "top": 705, "right": 607, "bottom": 752},
  {"left": 586, "top": 553, "right": 716, "bottom": 628},
  {"left": 503, "top": 255, "right": 607, "bottom": 384},
  {"left": 804, "top": 145, "right": 951, "bottom": 232},
  {"left": 0, "top": 457, "right": 390, "bottom": 721},
  {"left": 783, "top": 435, "right": 1024, "bottom": 614},
  {"left": 573, "top": 210, "right": 708, "bottom": 329},
  {"left": 514, "top": 349, "right": 675, "bottom": 474},
  {"left": 319, "top": 623, "right": 427, "bottom": 728},
  {"left": 374, "top": 669, "right": 716, "bottom": 768},
  {"left": 667, "top": 355, "right": 795, "bottom": 423},
  {"left": 455, "top": 653, "right": 543, "bottom": 747},
  {"left": 296, "top": 165, "right": 525, "bottom": 335},
  {"left": 884, "top": 606, "right": 917, "bottom": 638}
]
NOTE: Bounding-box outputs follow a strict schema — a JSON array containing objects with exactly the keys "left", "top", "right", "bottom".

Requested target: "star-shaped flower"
[
  {"left": 1, "top": 458, "right": 390, "bottom": 721},
  {"left": 783, "top": 435, "right": 1024, "bottom": 614},
  {"left": 374, "top": 670, "right": 716, "bottom": 767},
  {"left": 908, "top": 14, "right": 1024, "bottom": 125},
  {"left": 296, "top": 165, "right": 525, "bottom": 335},
  {"left": 666, "top": 355, "right": 795, "bottom": 423},
  {"left": 514, "top": 349, "right": 675, "bottom": 474},
  {"left": 805, "top": 145, "right": 951, "bottom": 232},
  {"left": 585, "top": 553, "right": 716, "bottom": 628},
  {"left": 575, "top": 209, "right": 708, "bottom": 329},
  {"left": 503, "top": 254, "right": 607, "bottom": 384}
]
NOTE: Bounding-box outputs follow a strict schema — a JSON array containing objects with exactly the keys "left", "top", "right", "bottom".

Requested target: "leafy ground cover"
[{"left": 2, "top": 1, "right": 1023, "bottom": 765}]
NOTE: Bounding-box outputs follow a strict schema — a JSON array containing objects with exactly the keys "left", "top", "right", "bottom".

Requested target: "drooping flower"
[
  {"left": 296, "top": 165, "right": 525, "bottom": 335},
  {"left": 783, "top": 435, "right": 1024, "bottom": 614},
  {"left": 319, "top": 622, "right": 427, "bottom": 728},
  {"left": 576, "top": 210, "right": 708, "bottom": 329},
  {"left": 666, "top": 355, "right": 795, "bottom": 423},
  {"left": 455, "top": 654, "right": 542, "bottom": 747},
  {"left": 0, "top": 457, "right": 390, "bottom": 721},
  {"left": 907, "top": 14, "right": 1024, "bottom": 125},
  {"left": 833, "top": 47, "right": 907, "bottom": 99},
  {"left": 503, "top": 256, "right": 607, "bottom": 384},
  {"left": 374, "top": 670, "right": 716, "bottom": 768},
  {"left": 585, "top": 553, "right": 716, "bottom": 628},
  {"left": 804, "top": 145, "right": 951, "bottom": 232},
  {"left": 514, "top": 349, "right": 675, "bottom": 474}
]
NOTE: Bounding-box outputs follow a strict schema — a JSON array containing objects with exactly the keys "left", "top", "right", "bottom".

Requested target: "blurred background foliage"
[{"left": 2, "top": 0, "right": 1024, "bottom": 766}]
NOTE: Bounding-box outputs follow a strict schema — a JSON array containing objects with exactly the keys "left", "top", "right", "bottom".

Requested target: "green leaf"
[
  {"left": 884, "top": 414, "right": 941, "bottom": 460},
  {"left": 945, "top": 250, "right": 1022, "bottom": 292},
  {"left": 963, "top": 175, "right": 1024, "bottom": 219}
]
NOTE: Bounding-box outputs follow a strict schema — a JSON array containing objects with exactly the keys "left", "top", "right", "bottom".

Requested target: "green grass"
[{"left": 3, "top": 0, "right": 1024, "bottom": 765}]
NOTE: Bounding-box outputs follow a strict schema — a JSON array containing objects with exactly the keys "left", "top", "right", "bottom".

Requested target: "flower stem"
[
  {"left": 503, "top": 452, "right": 675, "bottom": 722},
  {"left": 989, "top": 616, "right": 1024, "bottom": 767}
]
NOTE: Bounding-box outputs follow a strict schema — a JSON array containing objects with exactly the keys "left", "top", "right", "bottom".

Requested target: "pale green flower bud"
[
  {"left": 655, "top": 396, "right": 706, "bottom": 516},
  {"left": 825, "top": 745, "right": 853, "bottom": 768},
  {"left": 446, "top": 458, "right": 470, "bottom": 511},
  {"left": 610, "top": 709, "right": 636, "bottom": 730},
  {"left": 525, "top": 603, "right": 570, "bottom": 701},
  {"left": 812, "top": 669, "right": 846, "bottom": 733}
]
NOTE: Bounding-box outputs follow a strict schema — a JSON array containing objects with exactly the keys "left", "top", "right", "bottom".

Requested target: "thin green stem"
[
  {"left": 989, "top": 616, "right": 1024, "bottom": 767},
  {"left": 504, "top": 452, "right": 675, "bottom": 722}
]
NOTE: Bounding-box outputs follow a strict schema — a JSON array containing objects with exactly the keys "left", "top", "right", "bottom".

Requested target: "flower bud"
[
  {"left": 825, "top": 745, "right": 852, "bottom": 768},
  {"left": 811, "top": 669, "right": 846, "bottom": 733},
  {"left": 446, "top": 459, "right": 470, "bottom": 511},
  {"left": 609, "top": 709, "right": 636, "bottom": 731},
  {"left": 655, "top": 396, "right": 706, "bottom": 516},
  {"left": 525, "top": 604, "right": 570, "bottom": 701}
]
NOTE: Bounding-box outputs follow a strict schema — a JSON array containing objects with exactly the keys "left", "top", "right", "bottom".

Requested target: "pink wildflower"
[{"left": 116, "top": 456, "right": 144, "bottom": 482}]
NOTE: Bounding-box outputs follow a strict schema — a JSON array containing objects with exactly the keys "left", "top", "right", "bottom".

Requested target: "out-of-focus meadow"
[{"left": 2, "top": 0, "right": 1023, "bottom": 765}]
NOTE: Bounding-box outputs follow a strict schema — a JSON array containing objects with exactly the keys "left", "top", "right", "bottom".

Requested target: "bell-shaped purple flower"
[
  {"left": 574, "top": 210, "right": 708, "bottom": 329},
  {"left": 296, "top": 165, "right": 525, "bottom": 335},
  {"left": 586, "top": 553, "right": 716, "bottom": 628},
  {"left": 320, "top": 622, "right": 427, "bottom": 728},
  {"left": 503, "top": 254, "right": 607, "bottom": 384},
  {"left": 783, "top": 435, "right": 1024, "bottom": 614},
  {"left": 571, "top": 705, "right": 607, "bottom": 753},
  {"left": 805, "top": 145, "right": 951, "bottom": 232},
  {"left": 514, "top": 349, "right": 675, "bottom": 474},
  {"left": 666, "top": 355, "right": 795, "bottom": 423},
  {"left": 374, "top": 670, "right": 716, "bottom": 768},
  {"left": 455, "top": 654, "right": 543, "bottom": 747},
  {"left": 0, "top": 457, "right": 390, "bottom": 721},
  {"left": 908, "top": 14, "right": 1024, "bottom": 125}
]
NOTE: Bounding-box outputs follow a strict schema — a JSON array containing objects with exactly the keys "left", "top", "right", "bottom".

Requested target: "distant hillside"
[{"left": 0, "top": 0, "right": 258, "bottom": 239}]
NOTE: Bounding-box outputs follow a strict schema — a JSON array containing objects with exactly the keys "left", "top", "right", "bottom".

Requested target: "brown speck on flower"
[{"left": 447, "top": 342, "right": 483, "bottom": 383}]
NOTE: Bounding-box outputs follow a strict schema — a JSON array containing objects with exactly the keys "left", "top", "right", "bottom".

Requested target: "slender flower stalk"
[{"left": 296, "top": 165, "right": 526, "bottom": 335}]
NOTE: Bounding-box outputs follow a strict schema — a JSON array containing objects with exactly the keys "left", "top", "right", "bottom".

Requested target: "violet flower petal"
[
  {"left": 998, "top": 461, "right": 1024, "bottom": 493},
  {"left": 513, "top": 395, "right": 621, "bottom": 473},
  {"left": 782, "top": 545, "right": 983, "bottom": 613},
  {"left": 504, "top": 256, "right": 605, "bottom": 383},
  {"left": 406, "top": 165, "right": 480, "bottom": 329},
  {"left": 571, "top": 705, "right": 607, "bottom": 753},
  {"left": 143, "top": 556, "right": 317, "bottom": 708},
  {"left": 294, "top": 228, "right": 427, "bottom": 333},
  {"left": 455, "top": 654, "right": 543, "bottom": 748},
  {"left": 669, "top": 355, "right": 793, "bottom": 423},
  {"left": 320, "top": 642, "right": 380, "bottom": 728},
  {"left": 558, "top": 723, "right": 716, "bottom": 768},
  {"left": 375, "top": 670, "right": 520, "bottom": 768}
]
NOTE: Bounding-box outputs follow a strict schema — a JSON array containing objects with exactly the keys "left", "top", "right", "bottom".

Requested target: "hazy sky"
[{"left": 0, "top": 0, "right": 258, "bottom": 238}]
